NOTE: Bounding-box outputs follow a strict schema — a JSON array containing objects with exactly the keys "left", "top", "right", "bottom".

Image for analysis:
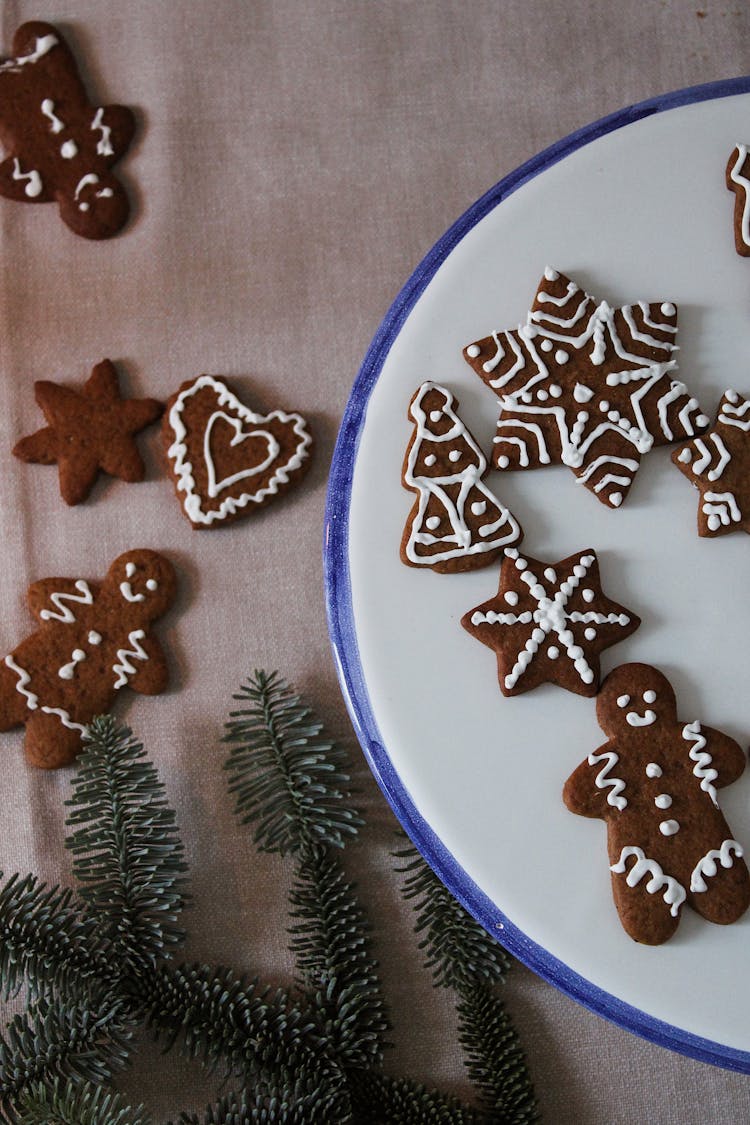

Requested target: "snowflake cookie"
[
  {"left": 671, "top": 389, "right": 750, "bottom": 536},
  {"left": 401, "top": 381, "right": 522, "bottom": 572},
  {"left": 0, "top": 550, "right": 177, "bottom": 769},
  {"left": 460, "top": 547, "right": 639, "bottom": 696},
  {"left": 0, "top": 22, "right": 135, "bottom": 239},
  {"left": 564, "top": 663, "right": 750, "bottom": 944},
  {"left": 726, "top": 144, "right": 750, "bottom": 257},
  {"left": 462, "top": 268, "right": 709, "bottom": 508}
]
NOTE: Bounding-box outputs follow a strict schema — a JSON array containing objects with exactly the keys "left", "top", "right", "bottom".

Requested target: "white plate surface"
[{"left": 326, "top": 80, "right": 750, "bottom": 1067}]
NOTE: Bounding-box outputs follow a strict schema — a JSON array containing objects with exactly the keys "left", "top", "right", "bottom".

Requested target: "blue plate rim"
[{"left": 323, "top": 74, "right": 750, "bottom": 1073}]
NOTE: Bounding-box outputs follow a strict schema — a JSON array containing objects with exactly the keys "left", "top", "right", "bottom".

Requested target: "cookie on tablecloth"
[
  {"left": 672, "top": 389, "right": 750, "bottom": 536},
  {"left": 401, "top": 381, "right": 522, "bottom": 572},
  {"left": 163, "top": 375, "right": 313, "bottom": 528},
  {"left": 726, "top": 144, "right": 750, "bottom": 257},
  {"left": 0, "top": 550, "right": 177, "bottom": 769},
  {"left": 564, "top": 663, "right": 750, "bottom": 944},
  {"left": 462, "top": 268, "right": 709, "bottom": 508},
  {"left": 461, "top": 547, "right": 639, "bottom": 696},
  {"left": 0, "top": 21, "right": 135, "bottom": 238}
]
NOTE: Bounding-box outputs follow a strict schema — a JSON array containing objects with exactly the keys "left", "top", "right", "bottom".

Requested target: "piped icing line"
[
  {"left": 729, "top": 144, "right": 750, "bottom": 250},
  {"left": 5, "top": 654, "right": 38, "bottom": 709},
  {"left": 41, "top": 98, "right": 64, "bottom": 133},
  {"left": 113, "top": 629, "right": 149, "bottom": 689},
  {"left": 0, "top": 33, "right": 57, "bottom": 73},
  {"left": 58, "top": 648, "right": 86, "bottom": 680},
  {"left": 12, "top": 159, "right": 42, "bottom": 198},
  {"left": 588, "top": 748, "right": 627, "bottom": 810},
  {"left": 690, "top": 839, "right": 744, "bottom": 893},
  {"left": 39, "top": 580, "right": 93, "bottom": 623},
  {"left": 610, "top": 845, "right": 686, "bottom": 917},
  {"left": 40, "top": 705, "right": 85, "bottom": 734},
  {"left": 682, "top": 720, "right": 719, "bottom": 807},
  {"left": 702, "top": 491, "right": 741, "bottom": 530},
  {"left": 203, "top": 412, "right": 279, "bottom": 498},
  {"left": 91, "top": 107, "right": 114, "bottom": 156},
  {"left": 167, "top": 375, "right": 313, "bottom": 526}
]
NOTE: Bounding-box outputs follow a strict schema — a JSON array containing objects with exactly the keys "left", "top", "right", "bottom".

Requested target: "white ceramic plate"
[{"left": 324, "top": 77, "right": 750, "bottom": 1069}]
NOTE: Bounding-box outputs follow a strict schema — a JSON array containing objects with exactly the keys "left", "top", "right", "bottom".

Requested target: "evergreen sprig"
[{"left": 14, "top": 1078, "right": 149, "bottom": 1125}]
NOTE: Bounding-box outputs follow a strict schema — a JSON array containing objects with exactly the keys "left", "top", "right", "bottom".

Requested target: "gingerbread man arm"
[
  {"left": 87, "top": 104, "right": 135, "bottom": 165},
  {"left": 563, "top": 746, "right": 621, "bottom": 819},
  {"left": 692, "top": 724, "right": 747, "bottom": 789},
  {"left": 112, "top": 632, "right": 168, "bottom": 696},
  {"left": 26, "top": 577, "right": 101, "bottom": 624}
]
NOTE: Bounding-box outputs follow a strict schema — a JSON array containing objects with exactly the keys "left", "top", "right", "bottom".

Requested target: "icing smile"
[{"left": 626, "top": 709, "right": 656, "bottom": 727}]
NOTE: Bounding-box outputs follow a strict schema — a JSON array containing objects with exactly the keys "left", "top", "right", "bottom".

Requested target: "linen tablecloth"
[{"left": 1, "top": 1, "right": 750, "bottom": 1120}]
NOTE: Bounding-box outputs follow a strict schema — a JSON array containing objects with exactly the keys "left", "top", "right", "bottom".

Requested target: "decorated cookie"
[
  {"left": 564, "top": 663, "right": 750, "bottom": 944},
  {"left": 163, "top": 375, "right": 313, "bottom": 529},
  {"left": 672, "top": 389, "right": 750, "bottom": 536},
  {"left": 401, "top": 381, "right": 522, "bottom": 572},
  {"left": 462, "top": 268, "right": 709, "bottom": 508},
  {"left": 0, "top": 550, "right": 177, "bottom": 769},
  {"left": 726, "top": 144, "right": 750, "bottom": 256},
  {"left": 13, "top": 359, "right": 163, "bottom": 506},
  {"left": 0, "top": 21, "right": 135, "bottom": 239},
  {"left": 461, "top": 547, "right": 639, "bottom": 696}
]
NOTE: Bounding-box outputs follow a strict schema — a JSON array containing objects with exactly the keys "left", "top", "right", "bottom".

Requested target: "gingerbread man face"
[
  {"left": 596, "top": 664, "right": 677, "bottom": 737},
  {"left": 104, "top": 550, "right": 177, "bottom": 625},
  {"left": 0, "top": 22, "right": 135, "bottom": 239}
]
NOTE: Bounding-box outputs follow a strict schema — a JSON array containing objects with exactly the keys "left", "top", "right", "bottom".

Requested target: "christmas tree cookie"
[{"left": 672, "top": 389, "right": 750, "bottom": 536}]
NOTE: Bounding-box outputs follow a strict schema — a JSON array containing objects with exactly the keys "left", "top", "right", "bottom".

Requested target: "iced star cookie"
[
  {"left": 0, "top": 21, "right": 135, "bottom": 239},
  {"left": 726, "top": 144, "right": 750, "bottom": 257},
  {"left": 462, "top": 269, "right": 709, "bottom": 508},
  {"left": 401, "top": 381, "right": 523, "bottom": 572},
  {"left": 0, "top": 550, "right": 177, "bottom": 769},
  {"left": 163, "top": 375, "right": 313, "bottom": 529},
  {"left": 672, "top": 389, "right": 750, "bottom": 536},
  {"left": 461, "top": 547, "right": 639, "bottom": 696},
  {"left": 564, "top": 663, "right": 750, "bottom": 944},
  {"left": 13, "top": 359, "right": 163, "bottom": 505}
]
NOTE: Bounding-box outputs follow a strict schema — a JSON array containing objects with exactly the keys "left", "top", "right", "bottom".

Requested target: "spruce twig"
[{"left": 14, "top": 1078, "right": 150, "bottom": 1125}]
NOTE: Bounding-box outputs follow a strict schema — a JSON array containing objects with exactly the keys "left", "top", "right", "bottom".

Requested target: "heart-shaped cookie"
[{"left": 163, "top": 375, "right": 313, "bottom": 528}]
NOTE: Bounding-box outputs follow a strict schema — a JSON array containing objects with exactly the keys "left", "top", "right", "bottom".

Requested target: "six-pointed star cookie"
[
  {"left": 13, "top": 358, "right": 163, "bottom": 505},
  {"left": 462, "top": 268, "right": 709, "bottom": 508},
  {"left": 461, "top": 547, "right": 640, "bottom": 697},
  {"left": 672, "top": 389, "right": 750, "bottom": 536}
]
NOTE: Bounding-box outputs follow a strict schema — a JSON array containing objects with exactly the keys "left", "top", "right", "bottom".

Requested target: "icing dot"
[
  {"left": 520, "top": 392, "right": 532, "bottom": 404},
  {"left": 425, "top": 516, "right": 441, "bottom": 530},
  {"left": 547, "top": 645, "right": 559, "bottom": 659},
  {"left": 529, "top": 583, "right": 546, "bottom": 599},
  {"left": 78, "top": 202, "right": 90, "bottom": 212},
  {"left": 660, "top": 302, "right": 676, "bottom": 317},
  {"left": 555, "top": 350, "right": 569, "bottom": 365},
  {"left": 617, "top": 614, "right": 630, "bottom": 625},
  {"left": 424, "top": 453, "right": 436, "bottom": 466},
  {"left": 429, "top": 410, "right": 442, "bottom": 423},
  {"left": 655, "top": 794, "right": 672, "bottom": 809},
  {"left": 504, "top": 591, "right": 519, "bottom": 606},
  {"left": 617, "top": 695, "right": 630, "bottom": 708},
  {"left": 497, "top": 455, "right": 510, "bottom": 469},
  {"left": 619, "top": 417, "right": 631, "bottom": 431},
  {"left": 72, "top": 649, "right": 85, "bottom": 661},
  {"left": 568, "top": 645, "right": 584, "bottom": 660},
  {"left": 541, "top": 338, "right": 554, "bottom": 352},
  {"left": 584, "top": 627, "right": 596, "bottom": 640},
  {"left": 544, "top": 267, "right": 559, "bottom": 281},
  {"left": 549, "top": 384, "right": 562, "bottom": 398},
  {"left": 660, "top": 819, "right": 680, "bottom": 837},
  {"left": 696, "top": 414, "right": 710, "bottom": 428},
  {"left": 677, "top": 449, "right": 691, "bottom": 463},
  {"left": 126, "top": 562, "right": 136, "bottom": 577},
  {"left": 708, "top": 514, "right": 721, "bottom": 531},
  {"left": 643, "top": 690, "right": 656, "bottom": 704},
  {"left": 514, "top": 557, "right": 527, "bottom": 570},
  {"left": 582, "top": 589, "right": 595, "bottom": 603},
  {"left": 607, "top": 409, "right": 620, "bottom": 422},
  {"left": 88, "top": 631, "right": 102, "bottom": 645},
  {"left": 466, "top": 344, "right": 481, "bottom": 359},
  {"left": 580, "top": 668, "right": 595, "bottom": 684},
  {"left": 471, "top": 501, "right": 486, "bottom": 516},
  {"left": 726, "top": 389, "right": 739, "bottom": 404},
  {"left": 60, "top": 140, "right": 78, "bottom": 159},
  {"left": 448, "top": 449, "right": 461, "bottom": 462},
  {"left": 599, "top": 400, "right": 610, "bottom": 412},
  {"left": 646, "top": 762, "right": 663, "bottom": 778},
  {"left": 609, "top": 492, "right": 623, "bottom": 507},
  {"left": 543, "top": 567, "right": 557, "bottom": 582},
  {"left": 537, "top": 389, "right": 549, "bottom": 401}
]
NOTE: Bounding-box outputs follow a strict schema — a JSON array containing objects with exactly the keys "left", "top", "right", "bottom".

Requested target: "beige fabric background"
[{"left": 0, "top": 0, "right": 749, "bottom": 1120}]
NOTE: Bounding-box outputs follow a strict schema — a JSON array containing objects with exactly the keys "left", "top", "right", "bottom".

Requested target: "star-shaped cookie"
[
  {"left": 13, "top": 359, "right": 163, "bottom": 505},
  {"left": 462, "top": 268, "right": 709, "bottom": 508},
  {"left": 672, "top": 389, "right": 750, "bottom": 536},
  {"left": 461, "top": 547, "right": 640, "bottom": 697}
]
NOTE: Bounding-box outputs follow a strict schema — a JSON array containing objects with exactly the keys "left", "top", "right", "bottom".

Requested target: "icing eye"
[
  {"left": 643, "top": 690, "right": 657, "bottom": 704},
  {"left": 146, "top": 579, "right": 158, "bottom": 592},
  {"left": 616, "top": 694, "right": 630, "bottom": 708},
  {"left": 429, "top": 410, "right": 441, "bottom": 423}
]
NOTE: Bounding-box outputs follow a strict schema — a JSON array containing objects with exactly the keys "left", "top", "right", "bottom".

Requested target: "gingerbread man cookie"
[
  {"left": 564, "top": 663, "right": 750, "bottom": 944},
  {"left": 462, "top": 269, "right": 709, "bottom": 507},
  {"left": 672, "top": 389, "right": 750, "bottom": 536},
  {"left": 0, "top": 21, "right": 135, "bottom": 239},
  {"left": 401, "top": 381, "right": 522, "bottom": 572},
  {"left": 726, "top": 144, "right": 750, "bottom": 257},
  {"left": 0, "top": 550, "right": 177, "bottom": 769}
]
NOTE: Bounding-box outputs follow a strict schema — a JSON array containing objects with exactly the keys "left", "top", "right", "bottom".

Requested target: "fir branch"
[
  {"left": 456, "top": 986, "right": 539, "bottom": 1125},
  {"left": 289, "top": 843, "right": 389, "bottom": 1070},
  {"left": 348, "top": 1069, "right": 489, "bottom": 1124},
  {"left": 14, "top": 1078, "right": 150, "bottom": 1125},
  {"left": 172, "top": 1083, "right": 348, "bottom": 1125},
  {"left": 395, "top": 844, "right": 512, "bottom": 992},
  {"left": 223, "top": 671, "right": 362, "bottom": 854},
  {"left": 0, "top": 873, "right": 105, "bottom": 1002},
  {"left": 65, "top": 716, "right": 189, "bottom": 971},
  {"left": 0, "top": 992, "right": 133, "bottom": 1109}
]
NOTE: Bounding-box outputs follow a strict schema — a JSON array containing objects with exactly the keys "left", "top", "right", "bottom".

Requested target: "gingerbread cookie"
[
  {"left": 0, "top": 21, "right": 135, "bottom": 239},
  {"left": 461, "top": 547, "right": 639, "bottom": 696},
  {"left": 672, "top": 389, "right": 750, "bottom": 536},
  {"left": 13, "top": 359, "right": 163, "bottom": 506},
  {"left": 0, "top": 550, "right": 177, "bottom": 769},
  {"left": 564, "top": 663, "right": 750, "bottom": 944},
  {"left": 462, "top": 268, "right": 709, "bottom": 508},
  {"left": 401, "top": 381, "right": 522, "bottom": 572},
  {"left": 163, "top": 375, "right": 313, "bottom": 529},
  {"left": 726, "top": 144, "right": 750, "bottom": 257}
]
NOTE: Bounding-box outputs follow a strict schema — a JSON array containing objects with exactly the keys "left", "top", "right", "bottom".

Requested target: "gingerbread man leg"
[
  {"left": 610, "top": 850, "right": 683, "bottom": 944},
  {"left": 23, "top": 710, "right": 82, "bottom": 769},
  {"left": 688, "top": 845, "right": 750, "bottom": 926}
]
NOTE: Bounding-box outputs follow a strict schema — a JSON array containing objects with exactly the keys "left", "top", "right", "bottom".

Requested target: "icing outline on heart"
[{"left": 203, "top": 411, "right": 280, "bottom": 498}]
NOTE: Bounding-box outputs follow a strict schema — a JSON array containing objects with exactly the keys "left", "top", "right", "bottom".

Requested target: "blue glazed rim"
[{"left": 323, "top": 75, "right": 750, "bottom": 1072}]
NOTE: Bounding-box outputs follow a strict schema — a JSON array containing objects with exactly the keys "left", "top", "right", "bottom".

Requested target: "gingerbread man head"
[
  {"left": 596, "top": 663, "right": 677, "bottom": 739},
  {"left": 104, "top": 550, "right": 177, "bottom": 626}
]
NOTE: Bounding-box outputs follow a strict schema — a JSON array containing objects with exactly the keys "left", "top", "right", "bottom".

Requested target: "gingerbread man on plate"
[
  {"left": 0, "top": 549, "right": 177, "bottom": 769},
  {"left": 564, "top": 663, "right": 750, "bottom": 944}
]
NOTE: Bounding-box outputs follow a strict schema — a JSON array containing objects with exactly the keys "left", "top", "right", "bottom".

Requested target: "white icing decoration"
[
  {"left": 646, "top": 762, "right": 662, "bottom": 778},
  {"left": 39, "top": 580, "right": 93, "bottom": 624},
  {"left": 626, "top": 708, "right": 656, "bottom": 727},
  {"left": 203, "top": 412, "right": 280, "bottom": 497},
  {"left": 466, "top": 344, "right": 480, "bottom": 359},
  {"left": 682, "top": 720, "right": 719, "bottom": 807},
  {"left": 167, "top": 375, "right": 312, "bottom": 527},
  {"left": 616, "top": 694, "right": 630, "bottom": 708},
  {"left": 120, "top": 582, "right": 144, "bottom": 603},
  {"left": 73, "top": 174, "right": 114, "bottom": 212},
  {"left": 659, "top": 819, "right": 680, "bottom": 836},
  {"left": 146, "top": 579, "right": 158, "bottom": 591},
  {"left": 91, "top": 107, "right": 114, "bottom": 156},
  {"left": 611, "top": 846, "right": 685, "bottom": 917},
  {"left": 39, "top": 706, "right": 86, "bottom": 734},
  {"left": 690, "top": 839, "right": 744, "bottom": 893},
  {"left": 58, "top": 649, "right": 86, "bottom": 680},
  {"left": 0, "top": 34, "right": 57, "bottom": 73},
  {"left": 574, "top": 383, "right": 593, "bottom": 404},
  {"left": 588, "top": 748, "right": 627, "bottom": 810},
  {"left": 60, "top": 140, "right": 78, "bottom": 159},
  {"left": 12, "top": 159, "right": 42, "bottom": 198},
  {"left": 425, "top": 516, "right": 440, "bottom": 530},
  {"left": 643, "top": 690, "right": 657, "bottom": 704},
  {"left": 655, "top": 794, "right": 672, "bottom": 809},
  {"left": 41, "top": 98, "right": 64, "bottom": 133},
  {"left": 5, "top": 654, "right": 85, "bottom": 732},
  {"left": 729, "top": 144, "right": 750, "bottom": 249},
  {"left": 125, "top": 562, "right": 136, "bottom": 577},
  {"left": 113, "top": 629, "right": 149, "bottom": 689},
  {"left": 88, "top": 631, "right": 102, "bottom": 645}
]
